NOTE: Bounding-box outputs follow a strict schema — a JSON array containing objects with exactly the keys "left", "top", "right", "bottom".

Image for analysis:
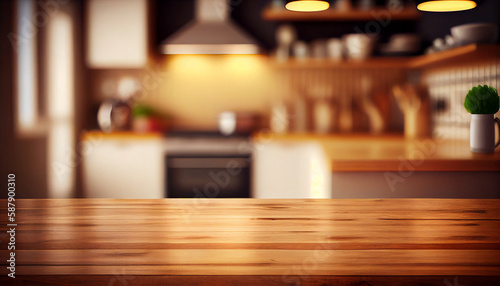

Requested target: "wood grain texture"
[
  {"left": 0, "top": 198, "right": 499, "bottom": 285},
  {"left": 253, "top": 133, "right": 500, "bottom": 171}
]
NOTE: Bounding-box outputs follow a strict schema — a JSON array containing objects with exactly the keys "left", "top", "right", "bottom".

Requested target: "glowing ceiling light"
[
  {"left": 417, "top": 1, "right": 477, "bottom": 12},
  {"left": 285, "top": 0, "right": 330, "bottom": 12}
]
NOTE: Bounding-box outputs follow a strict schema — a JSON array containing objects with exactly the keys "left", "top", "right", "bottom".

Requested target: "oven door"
[{"left": 165, "top": 155, "right": 251, "bottom": 198}]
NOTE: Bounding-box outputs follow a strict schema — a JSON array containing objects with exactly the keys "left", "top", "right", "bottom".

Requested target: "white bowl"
[
  {"left": 451, "top": 23, "right": 498, "bottom": 46},
  {"left": 343, "top": 34, "right": 377, "bottom": 60}
]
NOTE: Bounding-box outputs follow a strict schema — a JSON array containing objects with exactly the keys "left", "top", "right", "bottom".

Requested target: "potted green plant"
[{"left": 464, "top": 85, "right": 500, "bottom": 153}]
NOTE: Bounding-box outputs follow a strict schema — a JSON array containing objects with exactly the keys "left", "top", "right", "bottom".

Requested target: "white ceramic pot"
[
  {"left": 218, "top": 111, "right": 236, "bottom": 136},
  {"left": 470, "top": 114, "right": 500, "bottom": 153},
  {"left": 326, "top": 38, "right": 343, "bottom": 61},
  {"left": 342, "top": 33, "right": 377, "bottom": 60}
]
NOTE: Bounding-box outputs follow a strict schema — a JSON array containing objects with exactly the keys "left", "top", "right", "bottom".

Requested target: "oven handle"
[{"left": 167, "top": 157, "right": 249, "bottom": 169}]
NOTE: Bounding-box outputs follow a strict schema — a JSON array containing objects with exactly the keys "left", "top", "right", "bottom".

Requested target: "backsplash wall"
[
  {"left": 423, "top": 59, "right": 500, "bottom": 139},
  {"left": 88, "top": 57, "right": 499, "bottom": 136},
  {"left": 143, "top": 55, "right": 281, "bottom": 130}
]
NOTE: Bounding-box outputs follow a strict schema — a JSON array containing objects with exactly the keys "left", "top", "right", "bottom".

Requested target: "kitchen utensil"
[
  {"left": 392, "top": 84, "right": 431, "bottom": 138},
  {"left": 276, "top": 24, "right": 297, "bottom": 46},
  {"left": 97, "top": 99, "right": 131, "bottom": 132},
  {"left": 218, "top": 112, "right": 260, "bottom": 135},
  {"left": 218, "top": 111, "right": 237, "bottom": 135},
  {"left": 275, "top": 45, "right": 290, "bottom": 62},
  {"left": 271, "top": 103, "right": 289, "bottom": 134},
  {"left": 293, "top": 41, "right": 309, "bottom": 60},
  {"left": 311, "top": 39, "right": 327, "bottom": 59},
  {"left": 313, "top": 99, "right": 334, "bottom": 134},
  {"left": 444, "top": 34, "right": 456, "bottom": 46},
  {"left": 432, "top": 37, "right": 445, "bottom": 51},
  {"left": 275, "top": 24, "right": 297, "bottom": 61},
  {"left": 293, "top": 95, "right": 308, "bottom": 133},
  {"left": 326, "top": 38, "right": 343, "bottom": 61},
  {"left": 338, "top": 93, "right": 353, "bottom": 132},
  {"left": 451, "top": 23, "right": 498, "bottom": 46},
  {"left": 334, "top": 0, "right": 352, "bottom": 11},
  {"left": 359, "top": 97, "right": 384, "bottom": 134},
  {"left": 359, "top": 75, "right": 384, "bottom": 134}
]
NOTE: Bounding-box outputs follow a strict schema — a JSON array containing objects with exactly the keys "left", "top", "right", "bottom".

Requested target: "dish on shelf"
[
  {"left": 451, "top": 23, "right": 498, "bottom": 46},
  {"left": 343, "top": 33, "right": 378, "bottom": 60},
  {"left": 378, "top": 34, "right": 421, "bottom": 56}
]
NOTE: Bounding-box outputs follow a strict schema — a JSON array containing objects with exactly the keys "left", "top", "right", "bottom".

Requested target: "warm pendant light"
[
  {"left": 417, "top": 0, "right": 477, "bottom": 12},
  {"left": 285, "top": 0, "right": 330, "bottom": 12}
]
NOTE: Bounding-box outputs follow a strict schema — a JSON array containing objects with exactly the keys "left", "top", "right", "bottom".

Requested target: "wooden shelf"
[
  {"left": 262, "top": 6, "right": 420, "bottom": 21},
  {"left": 408, "top": 44, "right": 500, "bottom": 69},
  {"left": 272, "top": 57, "right": 410, "bottom": 69},
  {"left": 270, "top": 44, "right": 499, "bottom": 70}
]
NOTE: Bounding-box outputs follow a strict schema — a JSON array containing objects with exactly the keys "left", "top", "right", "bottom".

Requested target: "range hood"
[{"left": 160, "top": 0, "right": 261, "bottom": 55}]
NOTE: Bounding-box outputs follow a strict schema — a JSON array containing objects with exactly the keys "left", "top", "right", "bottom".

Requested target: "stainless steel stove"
[{"left": 163, "top": 131, "right": 252, "bottom": 198}]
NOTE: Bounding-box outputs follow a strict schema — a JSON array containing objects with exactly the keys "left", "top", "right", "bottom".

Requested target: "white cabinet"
[
  {"left": 252, "top": 141, "right": 331, "bottom": 198},
  {"left": 86, "top": 0, "right": 148, "bottom": 68},
  {"left": 82, "top": 136, "right": 164, "bottom": 198}
]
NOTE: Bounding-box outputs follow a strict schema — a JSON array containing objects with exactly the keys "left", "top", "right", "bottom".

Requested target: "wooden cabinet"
[
  {"left": 253, "top": 134, "right": 500, "bottom": 199},
  {"left": 85, "top": 0, "right": 148, "bottom": 68},
  {"left": 82, "top": 133, "right": 164, "bottom": 198},
  {"left": 252, "top": 140, "right": 331, "bottom": 198}
]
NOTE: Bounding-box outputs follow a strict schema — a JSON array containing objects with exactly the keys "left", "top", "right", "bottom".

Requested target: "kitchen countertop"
[
  {"left": 80, "top": 130, "right": 163, "bottom": 140},
  {"left": 253, "top": 133, "right": 500, "bottom": 172},
  {"left": 80, "top": 131, "right": 500, "bottom": 171},
  {"left": 2, "top": 198, "right": 499, "bottom": 285}
]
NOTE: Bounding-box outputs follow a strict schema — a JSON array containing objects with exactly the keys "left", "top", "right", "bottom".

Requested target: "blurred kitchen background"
[{"left": 1, "top": 0, "right": 499, "bottom": 199}]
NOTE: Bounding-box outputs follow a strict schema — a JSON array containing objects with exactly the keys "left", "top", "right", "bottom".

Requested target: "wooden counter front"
[
  {"left": 253, "top": 133, "right": 500, "bottom": 172},
  {"left": 1, "top": 199, "right": 499, "bottom": 285}
]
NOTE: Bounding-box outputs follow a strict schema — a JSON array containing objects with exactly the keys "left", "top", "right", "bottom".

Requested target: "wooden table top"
[
  {"left": 253, "top": 133, "right": 500, "bottom": 172},
  {"left": 1, "top": 199, "right": 499, "bottom": 285}
]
